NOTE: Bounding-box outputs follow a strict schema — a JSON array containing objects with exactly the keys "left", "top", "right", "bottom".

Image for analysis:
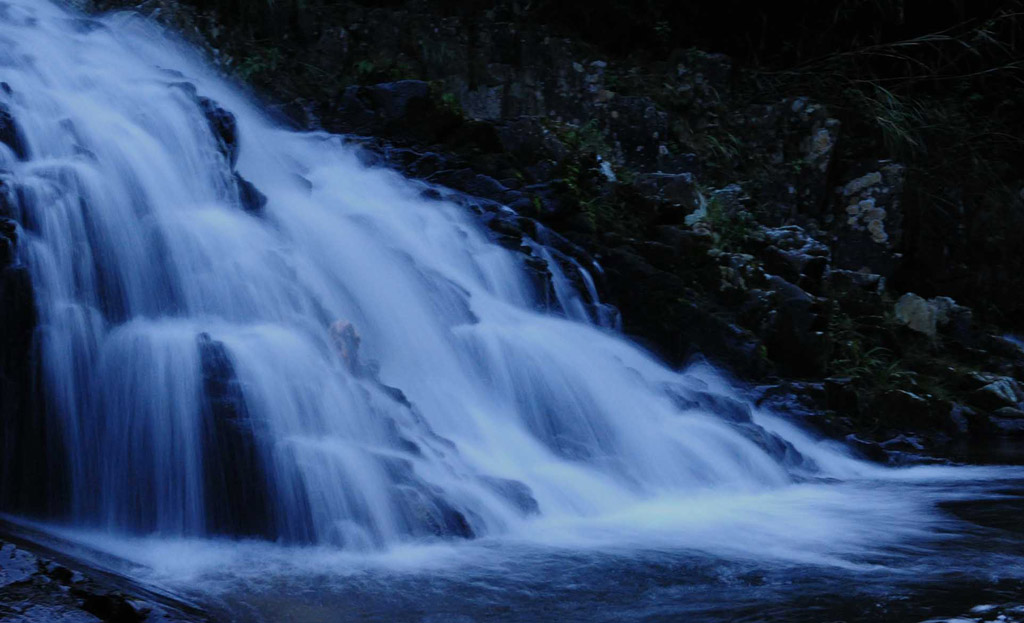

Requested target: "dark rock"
[
  {"left": 829, "top": 269, "right": 883, "bottom": 293},
  {"left": 824, "top": 377, "right": 859, "bottom": 412},
  {"left": 234, "top": 173, "right": 267, "bottom": 214},
  {"left": 988, "top": 417, "right": 1024, "bottom": 436},
  {"left": 654, "top": 225, "right": 715, "bottom": 265},
  {"left": 753, "top": 381, "right": 828, "bottom": 421},
  {"left": 733, "top": 97, "right": 838, "bottom": 224},
  {"left": 879, "top": 389, "right": 933, "bottom": 429},
  {"left": 197, "top": 96, "right": 238, "bottom": 166},
  {"left": 428, "top": 169, "right": 510, "bottom": 203},
  {"left": 0, "top": 102, "right": 26, "bottom": 160},
  {"left": 0, "top": 217, "right": 16, "bottom": 266},
  {"left": 993, "top": 406, "right": 1024, "bottom": 419},
  {"left": 603, "top": 247, "right": 765, "bottom": 374},
  {"left": 0, "top": 542, "right": 37, "bottom": 588},
  {"left": 635, "top": 172, "right": 698, "bottom": 210},
  {"left": 763, "top": 275, "right": 828, "bottom": 376},
  {"left": 970, "top": 377, "right": 1023, "bottom": 411},
  {"left": 77, "top": 592, "right": 147, "bottom": 623},
  {"left": 196, "top": 333, "right": 278, "bottom": 539},
  {"left": 495, "top": 116, "right": 568, "bottom": 163},
  {"left": 690, "top": 390, "right": 754, "bottom": 424},
  {"left": 845, "top": 435, "right": 888, "bottom": 462},
  {"left": 0, "top": 220, "right": 55, "bottom": 516},
  {"left": 367, "top": 80, "right": 431, "bottom": 122},
  {"left": 604, "top": 95, "right": 669, "bottom": 168},
  {"left": 391, "top": 483, "right": 474, "bottom": 540},
  {"left": 336, "top": 81, "right": 439, "bottom": 138},
  {"left": 480, "top": 476, "right": 540, "bottom": 515},
  {"left": 944, "top": 403, "right": 971, "bottom": 436}
]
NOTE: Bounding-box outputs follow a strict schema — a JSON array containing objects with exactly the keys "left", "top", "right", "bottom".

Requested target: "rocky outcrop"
[{"left": 0, "top": 536, "right": 213, "bottom": 623}]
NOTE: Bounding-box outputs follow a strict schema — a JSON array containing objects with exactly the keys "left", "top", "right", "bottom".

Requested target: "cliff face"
[{"left": 75, "top": 0, "right": 1024, "bottom": 463}]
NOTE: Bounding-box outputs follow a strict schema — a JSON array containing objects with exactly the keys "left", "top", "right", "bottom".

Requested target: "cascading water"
[
  {"left": 3, "top": 10, "right": 1024, "bottom": 619},
  {"left": 0, "top": 0, "right": 862, "bottom": 548}
]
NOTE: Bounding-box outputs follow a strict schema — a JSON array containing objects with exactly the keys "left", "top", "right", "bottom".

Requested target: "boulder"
[
  {"left": 893, "top": 293, "right": 972, "bottom": 339},
  {"left": 970, "top": 377, "right": 1023, "bottom": 411}
]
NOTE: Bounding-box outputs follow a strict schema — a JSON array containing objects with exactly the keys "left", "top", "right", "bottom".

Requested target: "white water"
[{"left": 0, "top": 1, "right": 1019, "bottom": 587}]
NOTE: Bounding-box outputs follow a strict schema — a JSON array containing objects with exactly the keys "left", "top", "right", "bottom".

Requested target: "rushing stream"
[{"left": 0, "top": 1, "right": 1023, "bottom": 621}]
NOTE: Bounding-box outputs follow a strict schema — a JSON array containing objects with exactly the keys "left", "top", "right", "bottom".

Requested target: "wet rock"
[
  {"left": 234, "top": 173, "right": 267, "bottom": 214},
  {"left": 480, "top": 476, "right": 540, "bottom": 515},
  {"left": 0, "top": 101, "right": 26, "bottom": 160},
  {"left": 392, "top": 484, "right": 474, "bottom": 539},
  {"left": 845, "top": 435, "right": 889, "bottom": 462},
  {"left": 0, "top": 217, "right": 16, "bottom": 266},
  {"left": 329, "top": 320, "right": 363, "bottom": 375},
  {"left": 197, "top": 96, "right": 238, "bottom": 166},
  {"left": 1, "top": 537, "right": 209, "bottom": 623},
  {"left": 0, "top": 215, "right": 50, "bottom": 516},
  {"left": 687, "top": 390, "right": 754, "bottom": 424},
  {"left": 197, "top": 332, "right": 276, "bottom": 539},
  {"left": 77, "top": 592, "right": 147, "bottom": 623},
  {"left": 0, "top": 543, "right": 37, "bottom": 588},
  {"left": 753, "top": 381, "right": 829, "bottom": 422},
  {"left": 3, "top": 604, "right": 103, "bottom": 622},
  {"left": 428, "top": 169, "right": 510, "bottom": 202}
]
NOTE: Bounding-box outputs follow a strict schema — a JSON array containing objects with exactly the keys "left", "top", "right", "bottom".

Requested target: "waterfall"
[{"left": 0, "top": 0, "right": 872, "bottom": 550}]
